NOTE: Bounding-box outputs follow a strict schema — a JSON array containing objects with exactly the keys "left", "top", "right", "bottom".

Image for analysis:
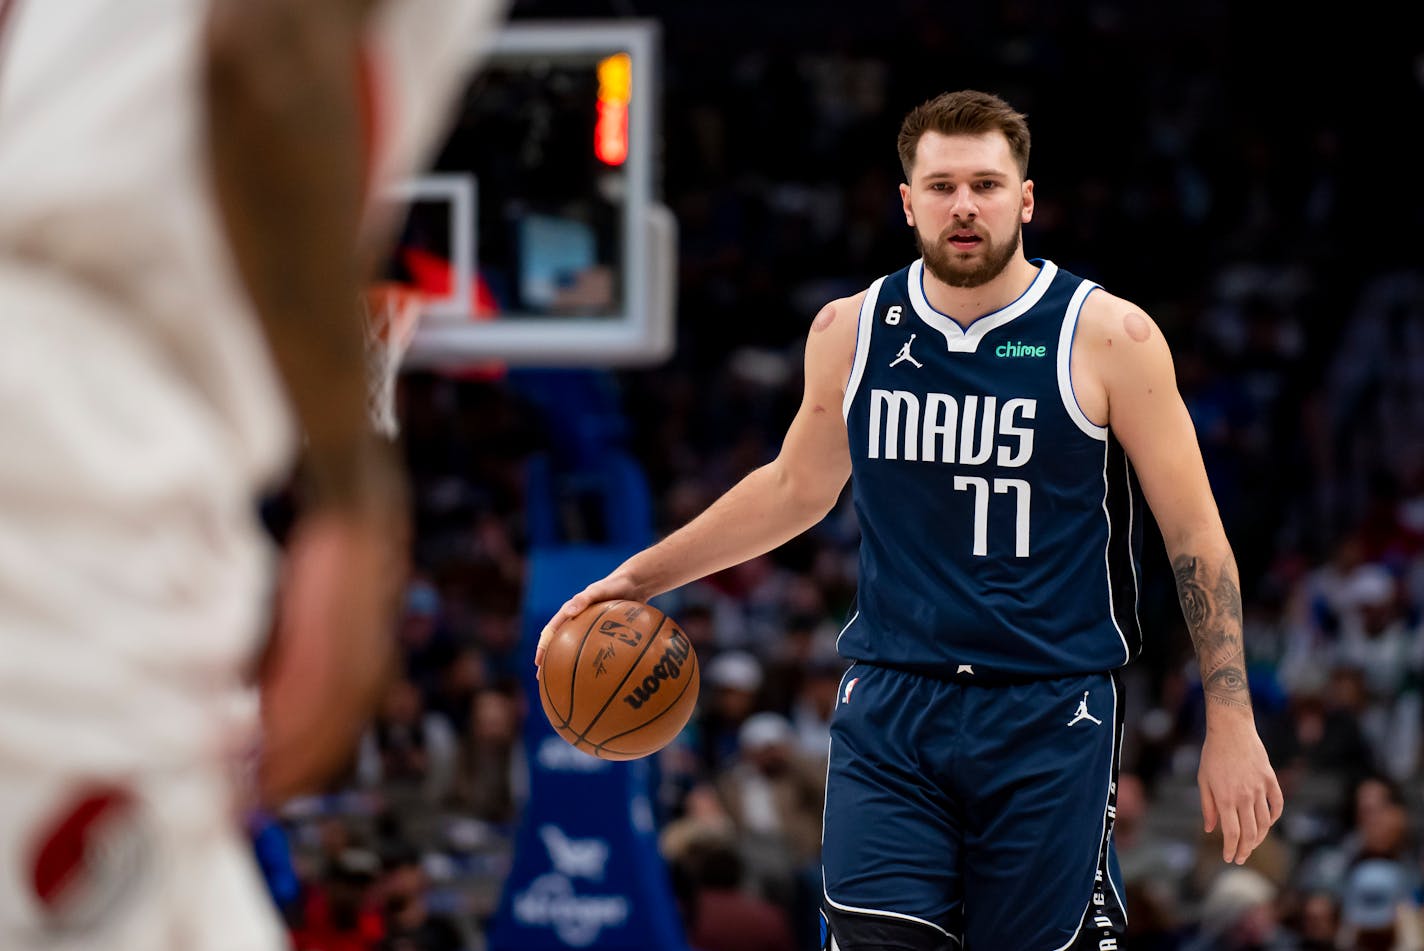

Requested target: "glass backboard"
[{"left": 386, "top": 21, "right": 675, "bottom": 368}]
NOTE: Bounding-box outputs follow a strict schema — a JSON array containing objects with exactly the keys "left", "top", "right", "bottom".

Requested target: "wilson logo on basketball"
[
  {"left": 597, "top": 619, "right": 642, "bottom": 647},
  {"left": 622, "top": 629, "right": 693, "bottom": 710}
]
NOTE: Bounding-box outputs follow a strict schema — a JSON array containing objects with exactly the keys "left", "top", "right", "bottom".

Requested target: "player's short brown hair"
[{"left": 897, "top": 90, "right": 1031, "bottom": 181}]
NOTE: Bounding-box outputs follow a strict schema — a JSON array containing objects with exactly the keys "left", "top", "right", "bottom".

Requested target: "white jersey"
[{"left": 0, "top": 0, "right": 504, "bottom": 776}]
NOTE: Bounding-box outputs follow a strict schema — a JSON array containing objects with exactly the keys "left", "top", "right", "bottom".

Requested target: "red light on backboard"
[
  {"left": 595, "top": 53, "right": 631, "bottom": 166},
  {"left": 596, "top": 100, "right": 629, "bottom": 165}
]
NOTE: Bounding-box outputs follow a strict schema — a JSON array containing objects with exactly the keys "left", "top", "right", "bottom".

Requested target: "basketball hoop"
[{"left": 362, "top": 282, "right": 425, "bottom": 438}]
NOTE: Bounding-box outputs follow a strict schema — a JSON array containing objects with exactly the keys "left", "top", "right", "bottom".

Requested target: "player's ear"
[
  {"left": 900, "top": 182, "right": 914, "bottom": 227},
  {"left": 1021, "top": 178, "right": 1034, "bottom": 223}
]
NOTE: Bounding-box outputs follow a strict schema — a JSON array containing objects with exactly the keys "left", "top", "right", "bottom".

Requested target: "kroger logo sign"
[
  {"left": 512, "top": 873, "right": 630, "bottom": 947},
  {"left": 510, "top": 826, "right": 629, "bottom": 946},
  {"left": 539, "top": 826, "right": 609, "bottom": 881}
]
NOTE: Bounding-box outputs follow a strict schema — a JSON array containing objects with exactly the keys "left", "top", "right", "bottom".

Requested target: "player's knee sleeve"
[{"left": 821, "top": 907, "right": 960, "bottom": 951}]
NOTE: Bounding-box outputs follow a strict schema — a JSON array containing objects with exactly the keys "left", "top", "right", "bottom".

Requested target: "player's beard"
[{"left": 916, "top": 215, "right": 1022, "bottom": 289}]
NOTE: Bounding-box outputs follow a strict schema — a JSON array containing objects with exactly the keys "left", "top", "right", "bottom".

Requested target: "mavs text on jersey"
[{"left": 839, "top": 258, "right": 1145, "bottom": 680}]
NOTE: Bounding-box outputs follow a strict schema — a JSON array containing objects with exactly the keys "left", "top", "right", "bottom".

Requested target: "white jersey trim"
[
  {"left": 1054, "top": 674, "right": 1128, "bottom": 950},
  {"left": 1058, "top": 280, "right": 1108, "bottom": 441},
  {"left": 842, "top": 278, "right": 885, "bottom": 420},
  {"left": 908, "top": 259, "right": 1057, "bottom": 353},
  {"left": 1125, "top": 453, "right": 1142, "bottom": 644},
  {"left": 822, "top": 890, "right": 958, "bottom": 942},
  {"left": 834, "top": 610, "right": 860, "bottom": 654},
  {"left": 1109, "top": 679, "right": 1129, "bottom": 920},
  {"left": 1101, "top": 440, "right": 1132, "bottom": 664}
]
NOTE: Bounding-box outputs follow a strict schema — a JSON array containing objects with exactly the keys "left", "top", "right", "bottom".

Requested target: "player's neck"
[{"left": 921, "top": 254, "right": 1039, "bottom": 329}]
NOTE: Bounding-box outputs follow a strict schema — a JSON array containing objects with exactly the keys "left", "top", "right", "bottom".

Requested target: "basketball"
[{"left": 539, "top": 600, "right": 699, "bottom": 760}]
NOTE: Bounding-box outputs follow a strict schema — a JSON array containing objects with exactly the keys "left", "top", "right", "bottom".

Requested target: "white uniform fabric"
[
  {"left": 0, "top": 770, "right": 284, "bottom": 951},
  {"left": 0, "top": 0, "right": 504, "bottom": 946}
]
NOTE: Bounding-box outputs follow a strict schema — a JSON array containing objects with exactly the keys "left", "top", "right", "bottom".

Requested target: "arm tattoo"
[{"left": 1172, "top": 555, "right": 1251, "bottom": 710}]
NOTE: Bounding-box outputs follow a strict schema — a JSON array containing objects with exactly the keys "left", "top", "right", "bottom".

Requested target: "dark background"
[{"left": 281, "top": 5, "right": 1424, "bottom": 950}]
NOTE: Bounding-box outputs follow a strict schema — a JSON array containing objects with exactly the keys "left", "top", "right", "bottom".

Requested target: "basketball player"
[
  {"left": 538, "top": 91, "right": 1284, "bottom": 949},
  {"left": 0, "top": 0, "right": 501, "bottom": 947}
]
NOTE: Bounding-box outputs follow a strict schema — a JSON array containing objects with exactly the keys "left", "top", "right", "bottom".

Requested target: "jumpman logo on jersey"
[
  {"left": 1067, "top": 691, "right": 1102, "bottom": 727},
  {"left": 889, "top": 334, "right": 923, "bottom": 368}
]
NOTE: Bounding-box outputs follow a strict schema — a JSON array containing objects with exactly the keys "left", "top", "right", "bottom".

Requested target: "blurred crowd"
[{"left": 269, "top": 2, "right": 1424, "bottom": 950}]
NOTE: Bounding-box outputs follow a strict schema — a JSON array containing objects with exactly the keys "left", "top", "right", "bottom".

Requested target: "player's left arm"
[
  {"left": 204, "top": 0, "right": 403, "bottom": 806},
  {"left": 1078, "top": 291, "right": 1283, "bottom": 865}
]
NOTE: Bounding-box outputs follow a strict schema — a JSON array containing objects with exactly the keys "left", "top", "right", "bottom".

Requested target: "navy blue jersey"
[{"left": 840, "top": 259, "right": 1144, "bottom": 678}]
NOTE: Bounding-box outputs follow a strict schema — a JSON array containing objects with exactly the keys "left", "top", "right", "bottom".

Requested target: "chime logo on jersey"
[
  {"left": 866, "top": 390, "right": 1037, "bottom": 465},
  {"left": 995, "top": 340, "right": 1047, "bottom": 358}
]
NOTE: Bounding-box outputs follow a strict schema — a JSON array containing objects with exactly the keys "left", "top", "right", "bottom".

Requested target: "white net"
[{"left": 362, "top": 283, "right": 425, "bottom": 438}]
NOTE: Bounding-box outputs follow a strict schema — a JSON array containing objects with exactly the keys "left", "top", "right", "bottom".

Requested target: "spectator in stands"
[
  {"left": 425, "top": 645, "right": 487, "bottom": 732},
  {"left": 674, "top": 827, "right": 795, "bottom": 951},
  {"left": 1333, "top": 564, "right": 1423, "bottom": 782},
  {"left": 357, "top": 679, "right": 460, "bottom": 806},
  {"left": 1293, "top": 890, "right": 1341, "bottom": 951},
  {"left": 1270, "top": 682, "right": 1376, "bottom": 808},
  {"left": 375, "top": 849, "right": 466, "bottom": 951},
  {"left": 698, "top": 650, "right": 765, "bottom": 773},
  {"left": 399, "top": 579, "right": 453, "bottom": 697},
  {"left": 290, "top": 849, "right": 385, "bottom": 951},
  {"left": 1337, "top": 858, "right": 1424, "bottom": 951},
  {"left": 1298, "top": 776, "right": 1416, "bottom": 902},
  {"left": 1122, "top": 878, "right": 1184, "bottom": 951},
  {"left": 760, "top": 611, "right": 824, "bottom": 715},
  {"left": 473, "top": 607, "right": 524, "bottom": 685},
  {"left": 677, "top": 600, "right": 719, "bottom": 659},
  {"left": 1115, "top": 772, "right": 1195, "bottom": 900},
  {"left": 457, "top": 684, "right": 524, "bottom": 824},
  {"left": 787, "top": 652, "right": 843, "bottom": 763},
  {"left": 1182, "top": 867, "right": 1287, "bottom": 951},
  {"left": 1190, "top": 823, "right": 1292, "bottom": 910},
  {"left": 716, "top": 712, "right": 824, "bottom": 912}
]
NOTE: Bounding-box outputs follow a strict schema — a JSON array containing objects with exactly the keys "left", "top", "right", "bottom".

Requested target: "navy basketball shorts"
[{"left": 820, "top": 664, "right": 1126, "bottom": 951}]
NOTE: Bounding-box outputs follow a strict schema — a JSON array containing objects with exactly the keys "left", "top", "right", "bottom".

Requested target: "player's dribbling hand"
[
  {"left": 535, "top": 571, "right": 643, "bottom": 672},
  {"left": 1197, "top": 714, "right": 1284, "bottom": 865}
]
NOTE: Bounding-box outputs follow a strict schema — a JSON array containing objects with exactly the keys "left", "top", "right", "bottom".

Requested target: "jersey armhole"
[
  {"left": 1057, "top": 280, "right": 1109, "bottom": 441},
  {"left": 842, "top": 276, "right": 885, "bottom": 420}
]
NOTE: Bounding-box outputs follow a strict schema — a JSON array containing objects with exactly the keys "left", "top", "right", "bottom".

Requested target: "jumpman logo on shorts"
[
  {"left": 1067, "top": 691, "right": 1102, "bottom": 727},
  {"left": 889, "top": 334, "right": 923, "bottom": 368}
]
